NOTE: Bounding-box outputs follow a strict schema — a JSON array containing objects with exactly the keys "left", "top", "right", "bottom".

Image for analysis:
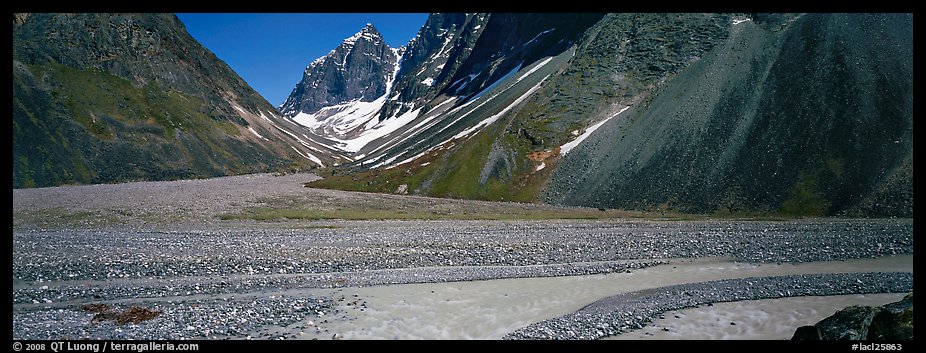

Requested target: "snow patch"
[
  {"left": 374, "top": 149, "right": 415, "bottom": 169},
  {"left": 438, "top": 57, "right": 552, "bottom": 137},
  {"left": 247, "top": 126, "right": 269, "bottom": 141},
  {"left": 516, "top": 57, "right": 553, "bottom": 84},
  {"left": 342, "top": 26, "right": 380, "bottom": 46},
  {"left": 292, "top": 97, "right": 383, "bottom": 135},
  {"left": 298, "top": 134, "right": 330, "bottom": 154},
  {"left": 559, "top": 106, "right": 631, "bottom": 155},
  {"left": 382, "top": 70, "right": 555, "bottom": 169},
  {"left": 421, "top": 77, "right": 435, "bottom": 86},
  {"left": 291, "top": 47, "right": 402, "bottom": 147},
  {"left": 290, "top": 146, "right": 324, "bottom": 167},
  {"left": 310, "top": 50, "right": 335, "bottom": 68},
  {"left": 523, "top": 28, "right": 555, "bottom": 47},
  {"left": 259, "top": 110, "right": 326, "bottom": 167},
  {"left": 450, "top": 74, "right": 550, "bottom": 141},
  {"left": 451, "top": 73, "right": 480, "bottom": 94},
  {"left": 324, "top": 106, "right": 424, "bottom": 153},
  {"left": 363, "top": 97, "right": 458, "bottom": 157},
  {"left": 386, "top": 49, "right": 403, "bottom": 94},
  {"left": 428, "top": 96, "right": 458, "bottom": 113},
  {"left": 434, "top": 32, "right": 456, "bottom": 58},
  {"left": 470, "top": 62, "right": 522, "bottom": 101}
]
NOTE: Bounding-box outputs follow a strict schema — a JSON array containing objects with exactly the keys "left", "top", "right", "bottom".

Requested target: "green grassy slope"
[
  {"left": 13, "top": 13, "right": 309, "bottom": 188},
  {"left": 311, "top": 14, "right": 911, "bottom": 218},
  {"left": 13, "top": 61, "right": 296, "bottom": 187}
]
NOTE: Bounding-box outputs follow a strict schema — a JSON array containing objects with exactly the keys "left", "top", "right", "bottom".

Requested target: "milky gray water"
[
  {"left": 608, "top": 293, "right": 906, "bottom": 340},
  {"left": 272, "top": 255, "right": 912, "bottom": 340}
]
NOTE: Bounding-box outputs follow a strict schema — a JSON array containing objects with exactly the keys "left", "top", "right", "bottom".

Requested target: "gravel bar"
[
  {"left": 13, "top": 260, "right": 662, "bottom": 305},
  {"left": 11, "top": 174, "right": 915, "bottom": 340},
  {"left": 503, "top": 272, "right": 914, "bottom": 340},
  {"left": 12, "top": 295, "right": 338, "bottom": 340},
  {"left": 13, "top": 219, "right": 912, "bottom": 283}
]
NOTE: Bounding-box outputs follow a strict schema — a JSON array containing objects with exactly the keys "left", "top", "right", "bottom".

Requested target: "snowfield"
[{"left": 560, "top": 106, "right": 631, "bottom": 155}]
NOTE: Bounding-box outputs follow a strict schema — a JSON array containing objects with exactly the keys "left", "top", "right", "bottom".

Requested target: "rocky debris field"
[
  {"left": 11, "top": 173, "right": 915, "bottom": 340},
  {"left": 13, "top": 219, "right": 912, "bottom": 284},
  {"left": 12, "top": 218, "right": 912, "bottom": 340},
  {"left": 13, "top": 259, "right": 662, "bottom": 305},
  {"left": 12, "top": 172, "right": 629, "bottom": 229},
  {"left": 13, "top": 294, "right": 338, "bottom": 340}
]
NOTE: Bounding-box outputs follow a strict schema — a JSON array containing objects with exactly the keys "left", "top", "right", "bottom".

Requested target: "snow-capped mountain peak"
[
  {"left": 282, "top": 13, "right": 603, "bottom": 168},
  {"left": 279, "top": 23, "right": 399, "bottom": 119},
  {"left": 343, "top": 23, "right": 383, "bottom": 46}
]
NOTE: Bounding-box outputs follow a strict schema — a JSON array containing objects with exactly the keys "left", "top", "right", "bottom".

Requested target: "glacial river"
[{"left": 270, "top": 254, "right": 912, "bottom": 340}]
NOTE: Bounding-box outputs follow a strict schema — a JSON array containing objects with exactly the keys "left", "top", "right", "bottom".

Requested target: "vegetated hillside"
[
  {"left": 309, "top": 13, "right": 735, "bottom": 202},
  {"left": 545, "top": 13, "right": 912, "bottom": 217},
  {"left": 12, "top": 13, "right": 330, "bottom": 188},
  {"left": 284, "top": 13, "right": 913, "bottom": 217}
]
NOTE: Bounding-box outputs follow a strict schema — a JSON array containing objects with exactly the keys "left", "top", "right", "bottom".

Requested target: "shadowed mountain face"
[
  {"left": 13, "top": 13, "right": 332, "bottom": 188},
  {"left": 544, "top": 13, "right": 912, "bottom": 217},
  {"left": 300, "top": 13, "right": 911, "bottom": 217}
]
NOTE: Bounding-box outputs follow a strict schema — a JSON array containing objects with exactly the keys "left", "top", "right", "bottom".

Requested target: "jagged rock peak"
[
  {"left": 307, "top": 24, "right": 386, "bottom": 69},
  {"left": 280, "top": 23, "right": 399, "bottom": 117},
  {"left": 343, "top": 23, "right": 383, "bottom": 45}
]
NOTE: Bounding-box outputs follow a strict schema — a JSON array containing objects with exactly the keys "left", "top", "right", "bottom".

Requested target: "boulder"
[{"left": 792, "top": 293, "right": 913, "bottom": 340}]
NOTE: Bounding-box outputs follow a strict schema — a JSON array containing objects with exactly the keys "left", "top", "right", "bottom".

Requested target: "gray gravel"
[
  {"left": 13, "top": 295, "right": 337, "bottom": 340},
  {"left": 13, "top": 260, "right": 662, "bottom": 305},
  {"left": 12, "top": 172, "right": 607, "bottom": 229},
  {"left": 503, "top": 272, "right": 914, "bottom": 340},
  {"left": 12, "top": 173, "right": 321, "bottom": 228},
  {"left": 11, "top": 173, "right": 915, "bottom": 340},
  {"left": 12, "top": 218, "right": 913, "bottom": 340},
  {"left": 12, "top": 219, "right": 912, "bottom": 283}
]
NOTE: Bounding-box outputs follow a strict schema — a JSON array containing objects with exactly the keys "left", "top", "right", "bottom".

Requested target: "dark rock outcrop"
[
  {"left": 377, "top": 13, "right": 484, "bottom": 119},
  {"left": 792, "top": 293, "right": 913, "bottom": 340},
  {"left": 379, "top": 13, "right": 602, "bottom": 120},
  {"left": 279, "top": 24, "right": 399, "bottom": 117}
]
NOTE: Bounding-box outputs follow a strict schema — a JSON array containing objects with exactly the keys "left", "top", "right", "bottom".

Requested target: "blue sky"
[{"left": 176, "top": 13, "right": 429, "bottom": 107}]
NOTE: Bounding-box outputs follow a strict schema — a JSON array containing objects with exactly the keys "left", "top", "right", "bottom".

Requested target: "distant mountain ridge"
[
  {"left": 282, "top": 13, "right": 603, "bottom": 162},
  {"left": 13, "top": 13, "right": 911, "bottom": 217},
  {"left": 297, "top": 13, "right": 912, "bottom": 217}
]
